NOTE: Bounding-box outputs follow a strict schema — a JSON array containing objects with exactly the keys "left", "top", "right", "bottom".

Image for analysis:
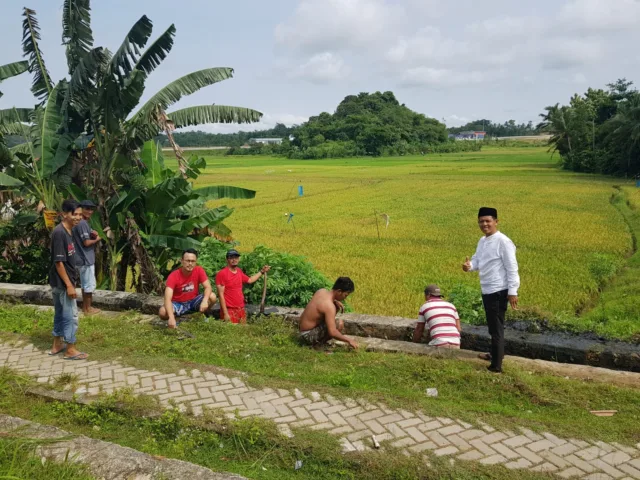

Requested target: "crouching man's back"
[{"left": 299, "top": 277, "right": 358, "bottom": 350}]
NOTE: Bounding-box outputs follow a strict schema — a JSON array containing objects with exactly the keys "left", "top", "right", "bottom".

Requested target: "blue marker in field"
[
  {"left": 637, "top": 179, "right": 640, "bottom": 188},
  {"left": 298, "top": 185, "right": 304, "bottom": 196},
  {"left": 287, "top": 213, "right": 294, "bottom": 223}
]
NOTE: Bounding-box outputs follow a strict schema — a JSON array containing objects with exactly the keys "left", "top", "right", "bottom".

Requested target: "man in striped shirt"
[{"left": 412, "top": 284, "right": 461, "bottom": 348}]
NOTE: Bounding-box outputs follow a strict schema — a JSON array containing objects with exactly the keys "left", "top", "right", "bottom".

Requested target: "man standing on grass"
[
  {"left": 72, "top": 199, "right": 101, "bottom": 314},
  {"left": 462, "top": 207, "right": 520, "bottom": 373},
  {"left": 215, "top": 249, "right": 270, "bottom": 324},
  {"left": 412, "top": 284, "right": 461, "bottom": 348},
  {"left": 49, "top": 199, "right": 88, "bottom": 360},
  {"left": 159, "top": 249, "right": 218, "bottom": 329},
  {"left": 298, "top": 277, "right": 358, "bottom": 349}
]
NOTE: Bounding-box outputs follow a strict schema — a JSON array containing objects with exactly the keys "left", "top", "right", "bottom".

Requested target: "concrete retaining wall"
[{"left": 0, "top": 283, "right": 638, "bottom": 372}]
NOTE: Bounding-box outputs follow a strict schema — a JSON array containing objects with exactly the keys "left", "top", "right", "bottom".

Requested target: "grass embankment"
[
  {"left": 176, "top": 147, "right": 638, "bottom": 339},
  {"left": 0, "top": 368, "right": 554, "bottom": 480},
  {"left": 578, "top": 186, "right": 640, "bottom": 340},
  {"left": 1, "top": 305, "right": 638, "bottom": 446}
]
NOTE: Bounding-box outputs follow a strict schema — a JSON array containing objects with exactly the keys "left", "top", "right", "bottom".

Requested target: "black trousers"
[{"left": 481, "top": 289, "right": 508, "bottom": 370}]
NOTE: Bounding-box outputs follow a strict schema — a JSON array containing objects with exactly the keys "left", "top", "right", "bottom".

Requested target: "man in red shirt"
[
  {"left": 215, "top": 249, "right": 270, "bottom": 324},
  {"left": 159, "top": 249, "right": 217, "bottom": 328}
]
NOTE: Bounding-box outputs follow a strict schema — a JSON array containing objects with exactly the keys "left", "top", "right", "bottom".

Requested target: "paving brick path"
[{"left": 1, "top": 341, "right": 639, "bottom": 480}]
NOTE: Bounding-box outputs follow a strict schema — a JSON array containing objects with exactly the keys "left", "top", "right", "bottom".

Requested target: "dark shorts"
[
  {"left": 298, "top": 324, "right": 329, "bottom": 345},
  {"left": 172, "top": 294, "right": 204, "bottom": 317}
]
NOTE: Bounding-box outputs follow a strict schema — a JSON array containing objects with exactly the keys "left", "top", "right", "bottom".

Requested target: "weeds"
[{"left": 0, "top": 368, "right": 555, "bottom": 480}]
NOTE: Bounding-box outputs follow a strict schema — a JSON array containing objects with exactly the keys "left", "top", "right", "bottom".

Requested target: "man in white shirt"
[
  {"left": 412, "top": 284, "right": 461, "bottom": 348},
  {"left": 462, "top": 207, "right": 520, "bottom": 373}
]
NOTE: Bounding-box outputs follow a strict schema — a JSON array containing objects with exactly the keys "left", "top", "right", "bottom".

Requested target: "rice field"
[{"left": 192, "top": 147, "right": 633, "bottom": 331}]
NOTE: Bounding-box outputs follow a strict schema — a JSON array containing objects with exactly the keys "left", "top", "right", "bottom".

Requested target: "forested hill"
[{"left": 290, "top": 91, "right": 448, "bottom": 156}]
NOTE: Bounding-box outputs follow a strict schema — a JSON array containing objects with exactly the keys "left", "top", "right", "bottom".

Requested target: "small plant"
[
  {"left": 588, "top": 254, "right": 620, "bottom": 289},
  {"left": 448, "top": 284, "right": 484, "bottom": 325},
  {"left": 52, "top": 373, "right": 79, "bottom": 390}
]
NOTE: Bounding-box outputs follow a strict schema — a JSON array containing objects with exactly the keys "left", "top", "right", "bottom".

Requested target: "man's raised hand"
[{"left": 462, "top": 256, "right": 472, "bottom": 272}]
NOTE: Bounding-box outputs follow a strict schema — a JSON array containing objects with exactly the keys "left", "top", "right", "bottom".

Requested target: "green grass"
[
  {"left": 0, "top": 435, "right": 95, "bottom": 480},
  {"left": 578, "top": 186, "right": 640, "bottom": 341},
  {"left": 0, "top": 368, "right": 555, "bottom": 480},
  {"left": 1, "top": 304, "right": 639, "bottom": 446},
  {"left": 171, "top": 147, "right": 639, "bottom": 339}
]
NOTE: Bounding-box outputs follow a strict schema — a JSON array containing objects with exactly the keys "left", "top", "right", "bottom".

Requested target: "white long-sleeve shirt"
[{"left": 470, "top": 231, "right": 520, "bottom": 296}]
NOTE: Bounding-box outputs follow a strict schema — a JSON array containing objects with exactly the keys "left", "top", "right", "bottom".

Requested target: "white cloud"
[
  {"left": 443, "top": 114, "right": 472, "bottom": 127},
  {"left": 558, "top": 0, "right": 640, "bottom": 32},
  {"left": 539, "top": 38, "right": 603, "bottom": 70},
  {"left": 288, "top": 52, "right": 350, "bottom": 84},
  {"left": 572, "top": 73, "right": 588, "bottom": 84},
  {"left": 467, "top": 15, "right": 544, "bottom": 39},
  {"left": 385, "top": 27, "right": 468, "bottom": 64},
  {"left": 399, "top": 67, "right": 496, "bottom": 88},
  {"left": 275, "top": 0, "right": 403, "bottom": 54}
]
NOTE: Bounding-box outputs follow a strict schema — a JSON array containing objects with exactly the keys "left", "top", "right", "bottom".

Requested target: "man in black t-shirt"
[{"left": 49, "top": 199, "right": 88, "bottom": 360}]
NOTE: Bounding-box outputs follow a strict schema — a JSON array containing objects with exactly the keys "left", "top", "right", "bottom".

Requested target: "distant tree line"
[
  {"left": 537, "top": 78, "right": 640, "bottom": 176},
  {"left": 155, "top": 123, "right": 296, "bottom": 147},
  {"left": 448, "top": 120, "right": 536, "bottom": 137}
]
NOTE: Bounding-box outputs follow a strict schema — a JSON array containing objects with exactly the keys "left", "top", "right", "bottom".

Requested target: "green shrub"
[
  {"left": 447, "top": 283, "right": 484, "bottom": 325},
  {"left": 0, "top": 212, "right": 50, "bottom": 285},
  {"left": 198, "top": 238, "right": 332, "bottom": 308}
]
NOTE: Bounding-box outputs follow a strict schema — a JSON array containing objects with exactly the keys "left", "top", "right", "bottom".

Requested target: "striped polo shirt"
[{"left": 418, "top": 298, "right": 461, "bottom": 347}]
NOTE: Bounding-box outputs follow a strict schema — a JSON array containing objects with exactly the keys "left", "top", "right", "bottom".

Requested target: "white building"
[{"left": 248, "top": 138, "right": 283, "bottom": 145}]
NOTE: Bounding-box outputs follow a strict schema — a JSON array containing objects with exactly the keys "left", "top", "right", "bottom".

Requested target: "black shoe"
[{"left": 487, "top": 366, "right": 502, "bottom": 373}]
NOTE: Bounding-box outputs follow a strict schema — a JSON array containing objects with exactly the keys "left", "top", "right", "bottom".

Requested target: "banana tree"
[
  {"left": 1, "top": 81, "right": 78, "bottom": 218},
  {"left": 71, "top": 140, "right": 256, "bottom": 293},
  {"left": 5, "top": 1, "right": 263, "bottom": 288},
  {"left": 0, "top": 60, "right": 30, "bottom": 166}
]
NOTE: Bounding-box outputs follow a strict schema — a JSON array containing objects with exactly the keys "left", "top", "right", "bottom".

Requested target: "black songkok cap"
[{"left": 478, "top": 207, "right": 498, "bottom": 218}]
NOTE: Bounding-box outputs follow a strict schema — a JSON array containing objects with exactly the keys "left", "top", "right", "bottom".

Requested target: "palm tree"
[
  {"left": 605, "top": 95, "right": 640, "bottom": 175},
  {"left": 537, "top": 103, "right": 573, "bottom": 157}
]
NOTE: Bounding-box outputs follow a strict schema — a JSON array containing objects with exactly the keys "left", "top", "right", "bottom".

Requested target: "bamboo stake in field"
[
  {"left": 374, "top": 210, "right": 381, "bottom": 240},
  {"left": 259, "top": 271, "right": 268, "bottom": 315}
]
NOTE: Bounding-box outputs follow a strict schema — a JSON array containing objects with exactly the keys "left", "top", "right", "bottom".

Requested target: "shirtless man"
[{"left": 298, "top": 277, "right": 358, "bottom": 349}]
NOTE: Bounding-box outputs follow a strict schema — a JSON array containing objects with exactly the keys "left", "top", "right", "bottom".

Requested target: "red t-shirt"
[
  {"left": 166, "top": 266, "right": 208, "bottom": 303},
  {"left": 215, "top": 267, "right": 250, "bottom": 308}
]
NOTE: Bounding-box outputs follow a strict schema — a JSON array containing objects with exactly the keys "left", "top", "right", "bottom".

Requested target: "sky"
[{"left": 1, "top": 0, "right": 640, "bottom": 133}]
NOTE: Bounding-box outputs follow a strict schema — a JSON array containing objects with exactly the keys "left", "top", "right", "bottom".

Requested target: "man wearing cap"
[
  {"left": 215, "top": 250, "right": 270, "bottom": 324},
  {"left": 462, "top": 207, "right": 520, "bottom": 373},
  {"left": 412, "top": 285, "right": 461, "bottom": 348},
  {"left": 159, "top": 248, "right": 217, "bottom": 329},
  {"left": 72, "top": 199, "right": 101, "bottom": 314}
]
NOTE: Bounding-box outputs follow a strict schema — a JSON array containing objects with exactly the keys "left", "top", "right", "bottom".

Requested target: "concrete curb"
[
  {"left": 0, "top": 414, "right": 246, "bottom": 479},
  {"left": 1, "top": 283, "right": 638, "bottom": 372}
]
